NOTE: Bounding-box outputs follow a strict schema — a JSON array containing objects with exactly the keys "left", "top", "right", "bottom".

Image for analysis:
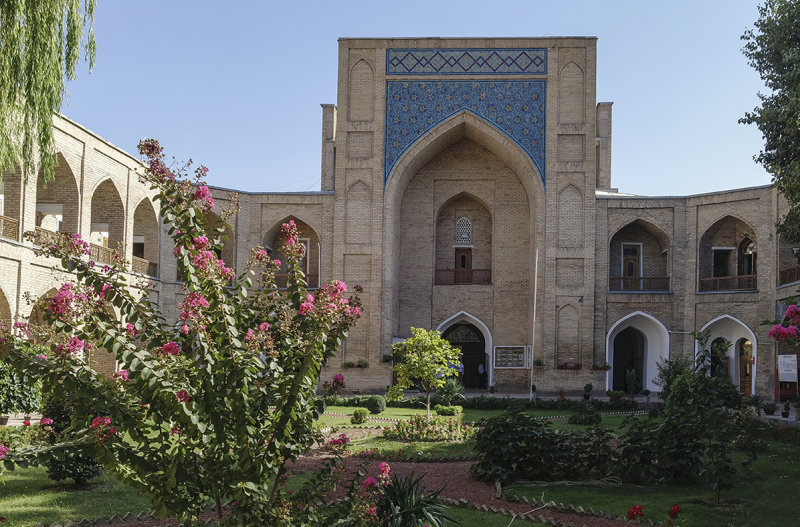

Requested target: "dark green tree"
[
  {"left": 741, "top": 0, "right": 800, "bottom": 229},
  {"left": 0, "top": 0, "right": 96, "bottom": 184}
]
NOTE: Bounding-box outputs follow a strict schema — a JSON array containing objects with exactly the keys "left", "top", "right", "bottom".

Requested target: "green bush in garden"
[{"left": 365, "top": 395, "right": 386, "bottom": 414}]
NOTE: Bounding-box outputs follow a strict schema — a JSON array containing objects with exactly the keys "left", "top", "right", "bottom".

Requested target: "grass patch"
[
  {"left": 0, "top": 466, "right": 152, "bottom": 526},
  {"left": 507, "top": 441, "right": 800, "bottom": 527}
]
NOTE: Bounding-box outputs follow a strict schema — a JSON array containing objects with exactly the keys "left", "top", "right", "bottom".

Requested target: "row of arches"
[
  {"left": 609, "top": 215, "right": 761, "bottom": 293},
  {"left": 607, "top": 311, "right": 758, "bottom": 396},
  {"left": 0, "top": 154, "right": 159, "bottom": 276}
]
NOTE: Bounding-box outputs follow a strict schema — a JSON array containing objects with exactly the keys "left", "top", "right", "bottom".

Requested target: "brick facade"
[{"left": 0, "top": 38, "right": 795, "bottom": 399}]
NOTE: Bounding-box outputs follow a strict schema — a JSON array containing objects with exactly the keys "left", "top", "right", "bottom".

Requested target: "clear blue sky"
[{"left": 61, "top": 0, "right": 771, "bottom": 196}]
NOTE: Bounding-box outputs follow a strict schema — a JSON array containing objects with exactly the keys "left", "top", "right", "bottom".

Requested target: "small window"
[{"left": 455, "top": 217, "right": 472, "bottom": 243}]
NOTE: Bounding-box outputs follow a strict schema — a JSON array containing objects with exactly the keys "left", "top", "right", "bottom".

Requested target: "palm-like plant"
[
  {"left": 379, "top": 472, "right": 456, "bottom": 527},
  {"left": 434, "top": 377, "right": 466, "bottom": 407}
]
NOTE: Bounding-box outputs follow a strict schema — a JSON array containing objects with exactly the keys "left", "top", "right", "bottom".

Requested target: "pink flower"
[
  {"left": 180, "top": 324, "right": 190, "bottom": 334},
  {"left": 272, "top": 259, "right": 281, "bottom": 267},
  {"left": 361, "top": 477, "right": 379, "bottom": 488},
  {"left": 126, "top": 323, "right": 137, "bottom": 338},
  {"left": 259, "top": 322, "right": 270, "bottom": 331},
  {"left": 194, "top": 186, "right": 215, "bottom": 212},
  {"left": 787, "top": 305, "right": 800, "bottom": 325},
  {"left": 0, "top": 443, "right": 9, "bottom": 460},
  {"left": 113, "top": 370, "right": 130, "bottom": 381},
  {"left": 333, "top": 374, "right": 344, "bottom": 384},
  {"left": 40, "top": 418, "right": 54, "bottom": 426},
  {"left": 299, "top": 302, "right": 314, "bottom": 315},
  {"left": 176, "top": 390, "right": 190, "bottom": 403},
  {"left": 23, "top": 420, "right": 31, "bottom": 427},
  {"left": 379, "top": 462, "right": 391, "bottom": 475},
  {"left": 368, "top": 507, "right": 377, "bottom": 517},
  {"left": 36, "top": 354, "right": 47, "bottom": 361},
  {"left": 162, "top": 341, "right": 181, "bottom": 356}
]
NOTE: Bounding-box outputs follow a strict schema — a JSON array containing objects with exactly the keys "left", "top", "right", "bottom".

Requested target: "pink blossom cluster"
[
  {"left": 179, "top": 292, "right": 209, "bottom": 326},
  {"left": 40, "top": 418, "right": 54, "bottom": 426},
  {"left": 326, "top": 433, "right": 350, "bottom": 453},
  {"left": 113, "top": 369, "right": 130, "bottom": 381},
  {"left": 161, "top": 341, "right": 181, "bottom": 356},
  {"left": 186, "top": 236, "right": 235, "bottom": 281},
  {"left": 126, "top": 323, "right": 138, "bottom": 338},
  {"left": 280, "top": 220, "right": 306, "bottom": 260},
  {"left": 71, "top": 234, "right": 90, "bottom": 255},
  {"left": 0, "top": 443, "right": 9, "bottom": 460},
  {"left": 250, "top": 248, "right": 281, "bottom": 268},
  {"left": 787, "top": 305, "right": 800, "bottom": 325},
  {"left": 194, "top": 185, "right": 215, "bottom": 212},
  {"left": 54, "top": 336, "right": 86, "bottom": 357},
  {"left": 333, "top": 374, "right": 344, "bottom": 384},
  {"left": 176, "top": 389, "right": 190, "bottom": 403},
  {"left": 48, "top": 283, "right": 78, "bottom": 321},
  {"left": 90, "top": 416, "right": 116, "bottom": 443},
  {"left": 299, "top": 294, "right": 315, "bottom": 316},
  {"left": 13, "top": 321, "right": 29, "bottom": 337},
  {"left": 769, "top": 324, "right": 800, "bottom": 342}
]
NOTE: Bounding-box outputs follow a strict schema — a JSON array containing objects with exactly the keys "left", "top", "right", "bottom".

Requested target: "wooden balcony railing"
[
  {"left": 90, "top": 243, "right": 117, "bottom": 266},
  {"left": 699, "top": 274, "right": 757, "bottom": 292},
  {"left": 34, "top": 226, "right": 62, "bottom": 247},
  {"left": 434, "top": 269, "right": 492, "bottom": 285},
  {"left": 609, "top": 276, "right": 670, "bottom": 292},
  {"left": 131, "top": 256, "right": 158, "bottom": 277},
  {"left": 0, "top": 215, "right": 19, "bottom": 240},
  {"left": 780, "top": 266, "right": 800, "bottom": 286},
  {"left": 275, "top": 273, "right": 319, "bottom": 289}
]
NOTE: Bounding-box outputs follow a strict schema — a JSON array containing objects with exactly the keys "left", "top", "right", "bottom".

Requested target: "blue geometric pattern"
[
  {"left": 384, "top": 80, "right": 546, "bottom": 186},
  {"left": 387, "top": 49, "right": 547, "bottom": 75}
]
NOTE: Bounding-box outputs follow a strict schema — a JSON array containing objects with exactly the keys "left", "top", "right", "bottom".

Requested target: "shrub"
[
  {"left": 365, "top": 395, "right": 386, "bottom": 415},
  {"left": 351, "top": 408, "right": 368, "bottom": 424},
  {"left": 0, "top": 358, "right": 41, "bottom": 415},
  {"left": 382, "top": 415, "right": 473, "bottom": 442},
  {"left": 470, "top": 411, "right": 617, "bottom": 483},
  {"left": 379, "top": 471, "right": 453, "bottom": 527},
  {"left": 433, "top": 404, "right": 462, "bottom": 416},
  {"left": 567, "top": 401, "right": 601, "bottom": 425},
  {"left": 41, "top": 391, "right": 103, "bottom": 485},
  {"left": 433, "top": 377, "right": 466, "bottom": 407},
  {"left": 322, "top": 374, "right": 346, "bottom": 397},
  {"left": 654, "top": 353, "right": 692, "bottom": 402}
]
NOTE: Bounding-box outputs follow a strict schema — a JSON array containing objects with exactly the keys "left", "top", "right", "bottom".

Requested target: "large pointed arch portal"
[
  {"left": 385, "top": 80, "right": 546, "bottom": 187},
  {"left": 437, "top": 311, "right": 494, "bottom": 387},
  {"left": 697, "top": 315, "right": 758, "bottom": 397}
]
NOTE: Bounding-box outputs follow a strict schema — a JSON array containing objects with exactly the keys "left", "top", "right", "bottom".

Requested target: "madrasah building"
[{"left": 1, "top": 37, "right": 797, "bottom": 398}]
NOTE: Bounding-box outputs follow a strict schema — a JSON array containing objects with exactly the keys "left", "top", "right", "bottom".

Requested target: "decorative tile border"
[
  {"left": 384, "top": 80, "right": 546, "bottom": 186},
  {"left": 387, "top": 49, "right": 547, "bottom": 75}
]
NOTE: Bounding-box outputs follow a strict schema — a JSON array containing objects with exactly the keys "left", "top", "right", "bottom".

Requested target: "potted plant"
[
  {"left": 582, "top": 383, "right": 593, "bottom": 401},
  {"left": 782, "top": 400, "right": 791, "bottom": 419},
  {"left": 763, "top": 401, "right": 778, "bottom": 416}
]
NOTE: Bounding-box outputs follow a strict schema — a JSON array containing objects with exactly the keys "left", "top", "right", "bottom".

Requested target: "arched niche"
[
  {"left": 132, "top": 198, "right": 159, "bottom": 277},
  {"left": 698, "top": 215, "right": 757, "bottom": 291},
  {"left": 263, "top": 216, "right": 321, "bottom": 289},
  {"left": 436, "top": 310, "right": 494, "bottom": 386},
  {"left": 606, "top": 311, "right": 670, "bottom": 392},
  {"left": 345, "top": 180, "right": 372, "bottom": 244},
  {"left": 348, "top": 59, "right": 375, "bottom": 122},
  {"left": 35, "top": 152, "right": 80, "bottom": 236},
  {"left": 698, "top": 314, "right": 758, "bottom": 397},
  {"left": 608, "top": 219, "right": 671, "bottom": 292},
  {"left": 434, "top": 192, "right": 492, "bottom": 285},
  {"left": 90, "top": 179, "right": 126, "bottom": 253}
]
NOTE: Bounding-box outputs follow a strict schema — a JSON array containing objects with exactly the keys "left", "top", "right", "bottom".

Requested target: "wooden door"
[{"left": 455, "top": 248, "right": 472, "bottom": 284}]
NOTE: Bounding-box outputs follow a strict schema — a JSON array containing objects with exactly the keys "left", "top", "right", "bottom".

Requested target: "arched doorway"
[
  {"left": 442, "top": 323, "right": 485, "bottom": 389},
  {"left": 737, "top": 338, "right": 754, "bottom": 396},
  {"left": 612, "top": 327, "right": 645, "bottom": 392},
  {"left": 698, "top": 315, "right": 758, "bottom": 395}
]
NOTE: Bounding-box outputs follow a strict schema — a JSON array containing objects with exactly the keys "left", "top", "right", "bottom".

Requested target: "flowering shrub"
[
  {"left": 351, "top": 408, "right": 369, "bottom": 424},
  {"left": 326, "top": 433, "right": 350, "bottom": 454},
  {"left": 382, "top": 415, "right": 474, "bottom": 442},
  {"left": 0, "top": 140, "right": 362, "bottom": 525},
  {"left": 322, "top": 373, "right": 346, "bottom": 396}
]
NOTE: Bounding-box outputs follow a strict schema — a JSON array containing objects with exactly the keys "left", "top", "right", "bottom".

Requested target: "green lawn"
[
  {"left": 506, "top": 441, "right": 800, "bottom": 527},
  {"left": 0, "top": 466, "right": 152, "bottom": 526}
]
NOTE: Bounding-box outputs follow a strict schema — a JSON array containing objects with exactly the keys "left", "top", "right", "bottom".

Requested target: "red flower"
[
  {"left": 668, "top": 504, "right": 680, "bottom": 519},
  {"left": 23, "top": 420, "right": 31, "bottom": 427},
  {"left": 176, "top": 390, "right": 190, "bottom": 403},
  {"left": 627, "top": 505, "right": 644, "bottom": 520}
]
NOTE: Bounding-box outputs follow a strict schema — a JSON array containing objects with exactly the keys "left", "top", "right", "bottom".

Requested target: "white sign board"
[{"left": 779, "top": 355, "right": 798, "bottom": 383}]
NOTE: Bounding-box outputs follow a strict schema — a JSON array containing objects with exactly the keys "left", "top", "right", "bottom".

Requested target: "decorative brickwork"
[{"left": 387, "top": 48, "right": 546, "bottom": 75}]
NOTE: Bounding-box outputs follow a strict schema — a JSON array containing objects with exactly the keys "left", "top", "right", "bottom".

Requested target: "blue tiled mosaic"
[
  {"left": 387, "top": 49, "right": 547, "bottom": 75},
  {"left": 384, "top": 80, "right": 546, "bottom": 186}
]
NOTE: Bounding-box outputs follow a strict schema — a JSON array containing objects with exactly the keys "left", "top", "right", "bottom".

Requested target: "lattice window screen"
[{"left": 455, "top": 217, "right": 472, "bottom": 243}]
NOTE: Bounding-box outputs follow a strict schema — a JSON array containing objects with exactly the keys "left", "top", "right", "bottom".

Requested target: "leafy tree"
[
  {"left": 741, "top": 0, "right": 800, "bottom": 228},
  {"left": 0, "top": 139, "right": 365, "bottom": 525},
  {"left": 0, "top": 0, "right": 96, "bottom": 184},
  {"left": 387, "top": 327, "right": 462, "bottom": 421}
]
